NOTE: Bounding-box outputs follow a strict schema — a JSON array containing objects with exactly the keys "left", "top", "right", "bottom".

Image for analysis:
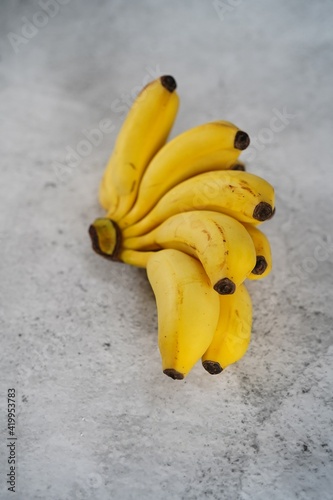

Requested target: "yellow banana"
[
  {"left": 122, "top": 170, "right": 275, "bottom": 238},
  {"left": 243, "top": 223, "right": 272, "bottom": 280},
  {"left": 147, "top": 249, "right": 220, "bottom": 379},
  {"left": 202, "top": 283, "right": 252, "bottom": 374},
  {"left": 124, "top": 210, "right": 256, "bottom": 294},
  {"left": 100, "top": 75, "right": 179, "bottom": 219},
  {"left": 119, "top": 121, "right": 250, "bottom": 228},
  {"left": 99, "top": 176, "right": 119, "bottom": 214}
]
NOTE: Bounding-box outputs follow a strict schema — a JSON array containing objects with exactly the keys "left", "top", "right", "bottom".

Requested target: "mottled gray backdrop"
[{"left": 0, "top": 1, "right": 332, "bottom": 499}]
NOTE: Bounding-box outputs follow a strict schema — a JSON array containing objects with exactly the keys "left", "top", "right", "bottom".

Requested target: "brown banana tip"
[
  {"left": 234, "top": 131, "right": 250, "bottom": 150},
  {"left": 213, "top": 278, "right": 236, "bottom": 295},
  {"left": 88, "top": 219, "right": 122, "bottom": 261},
  {"left": 252, "top": 256, "right": 267, "bottom": 275},
  {"left": 253, "top": 202, "right": 273, "bottom": 221},
  {"left": 163, "top": 369, "right": 184, "bottom": 380},
  {"left": 161, "top": 75, "right": 177, "bottom": 92},
  {"left": 202, "top": 360, "right": 223, "bottom": 375},
  {"left": 231, "top": 163, "right": 246, "bottom": 171}
]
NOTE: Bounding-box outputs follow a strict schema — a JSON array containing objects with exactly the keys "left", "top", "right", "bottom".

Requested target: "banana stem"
[
  {"left": 120, "top": 249, "right": 156, "bottom": 268},
  {"left": 122, "top": 233, "right": 158, "bottom": 251},
  {"left": 88, "top": 218, "right": 122, "bottom": 261}
]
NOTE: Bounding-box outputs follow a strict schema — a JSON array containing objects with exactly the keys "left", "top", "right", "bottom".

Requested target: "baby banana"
[
  {"left": 124, "top": 210, "right": 256, "bottom": 294},
  {"left": 147, "top": 249, "right": 220, "bottom": 379},
  {"left": 243, "top": 223, "right": 272, "bottom": 279},
  {"left": 120, "top": 121, "right": 250, "bottom": 228},
  {"left": 202, "top": 283, "right": 252, "bottom": 374},
  {"left": 100, "top": 75, "right": 179, "bottom": 219},
  {"left": 122, "top": 170, "right": 275, "bottom": 238}
]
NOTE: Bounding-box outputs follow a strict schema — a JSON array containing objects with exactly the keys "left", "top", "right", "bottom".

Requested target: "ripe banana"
[
  {"left": 119, "top": 121, "right": 250, "bottom": 228},
  {"left": 147, "top": 249, "right": 220, "bottom": 379},
  {"left": 124, "top": 210, "right": 256, "bottom": 294},
  {"left": 202, "top": 283, "right": 252, "bottom": 374},
  {"left": 122, "top": 170, "right": 275, "bottom": 238},
  {"left": 243, "top": 223, "right": 272, "bottom": 280},
  {"left": 100, "top": 75, "right": 179, "bottom": 219}
]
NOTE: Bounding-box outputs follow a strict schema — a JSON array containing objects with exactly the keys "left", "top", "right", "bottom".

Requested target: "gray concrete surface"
[{"left": 1, "top": 1, "right": 333, "bottom": 499}]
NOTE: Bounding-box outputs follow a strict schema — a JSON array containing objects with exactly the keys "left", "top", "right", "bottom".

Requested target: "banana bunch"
[{"left": 89, "top": 75, "right": 275, "bottom": 380}]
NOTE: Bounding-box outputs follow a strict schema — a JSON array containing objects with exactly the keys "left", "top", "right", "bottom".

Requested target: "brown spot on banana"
[{"left": 201, "top": 229, "right": 212, "bottom": 240}]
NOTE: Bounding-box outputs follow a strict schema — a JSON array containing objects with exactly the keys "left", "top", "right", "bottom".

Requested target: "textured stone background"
[{"left": 0, "top": 1, "right": 332, "bottom": 499}]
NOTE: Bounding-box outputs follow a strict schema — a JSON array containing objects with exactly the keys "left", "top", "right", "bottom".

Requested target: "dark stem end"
[
  {"left": 252, "top": 256, "right": 267, "bottom": 275},
  {"left": 214, "top": 278, "right": 236, "bottom": 295},
  {"left": 163, "top": 369, "right": 184, "bottom": 380},
  {"left": 202, "top": 360, "right": 223, "bottom": 375},
  {"left": 161, "top": 75, "right": 177, "bottom": 93},
  {"left": 234, "top": 131, "right": 250, "bottom": 150},
  {"left": 88, "top": 218, "right": 122, "bottom": 261},
  {"left": 253, "top": 202, "right": 273, "bottom": 221},
  {"left": 231, "top": 163, "right": 246, "bottom": 171}
]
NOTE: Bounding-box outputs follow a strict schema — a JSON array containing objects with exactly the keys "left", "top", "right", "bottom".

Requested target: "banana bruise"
[
  {"left": 243, "top": 223, "right": 273, "bottom": 280},
  {"left": 122, "top": 170, "right": 275, "bottom": 238},
  {"left": 119, "top": 121, "right": 250, "bottom": 228},
  {"left": 100, "top": 75, "right": 179, "bottom": 219},
  {"left": 147, "top": 249, "right": 220, "bottom": 379},
  {"left": 202, "top": 283, "right": 252, "bottom": 373},
  {"left": 124, "top": 210, "right": 256, "bottom": 294}
]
